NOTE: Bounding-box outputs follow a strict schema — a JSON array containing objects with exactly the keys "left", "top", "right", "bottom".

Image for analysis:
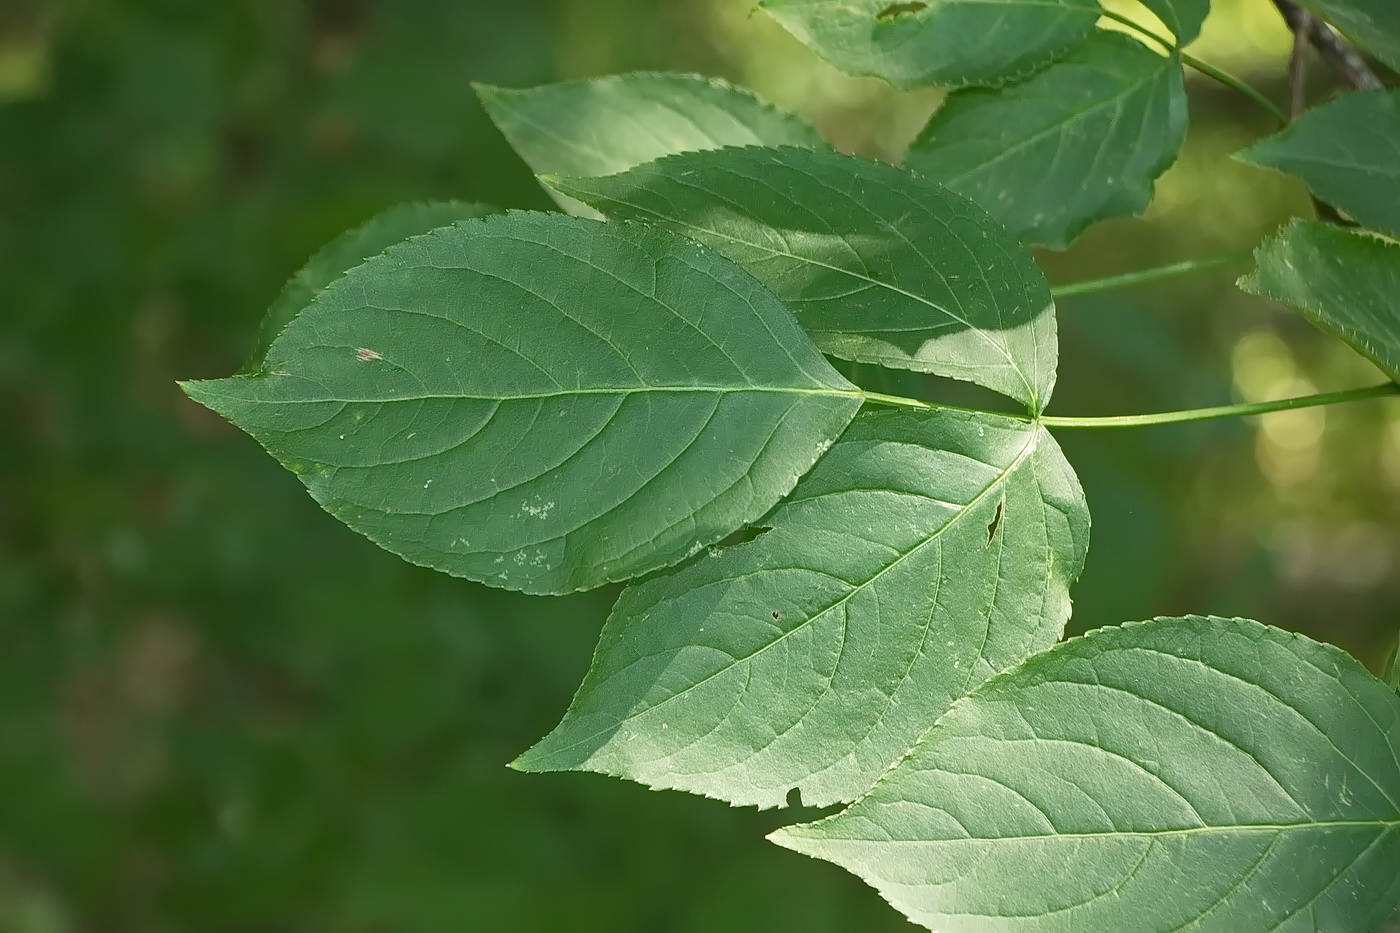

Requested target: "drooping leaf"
[
  {"left": 1136, "top": 0, "right": 1211, "bottom": 44},
  {"left": 515, "top": 408, "right": 1090, "bottom": 808},
  {"left": 1239, "top": 219, "right": 1400, "bottom": 383},
  {"left": 183, "top": 212, "right": 863, "bottom": 595},
  {"left": 775, "top": 616, "right": 1400, "bottom": 932},
  {"left": 1294, "top": 0, "right": 1400, "bottom": 72},
  {"left": 475, "top": 73, "right": 826, "bottom": 216},
  {"left": 1237, "top": 90, "right": 1400, "bottom": 238},
  {"left": 244, "top": 201, "right": 502, "bottom": 372},
  {"left": 553, "top": 146, "right": 1058, "bottom": 412},
  {"left": 905, "top": 31, "right": 1187, "bottom": 249},
  {"left": 759, "top": 0, "right": 1102, "bottom": 89}
]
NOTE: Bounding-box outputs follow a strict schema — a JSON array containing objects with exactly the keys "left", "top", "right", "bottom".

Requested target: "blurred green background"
[{"left": 2, "top": 1, "right": 1396, "bottom": 930}]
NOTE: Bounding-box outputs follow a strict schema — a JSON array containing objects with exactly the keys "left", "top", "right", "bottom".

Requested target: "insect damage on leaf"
[
  {"left": 354, "top": 347, "right": 382, "bottom": 362},
  {"left": 876, "top": 2, "right": 928, "bottom": 19}
]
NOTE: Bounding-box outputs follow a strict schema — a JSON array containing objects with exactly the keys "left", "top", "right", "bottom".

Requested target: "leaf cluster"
[{"left": 182, "top": 3, "right": 1400, "bottom": 929}]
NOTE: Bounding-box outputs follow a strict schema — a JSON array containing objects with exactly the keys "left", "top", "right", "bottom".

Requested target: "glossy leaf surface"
[
  {"left": 476, "top": 73, "right": 825, "bottom": 216},
  {"left": 776, "top": 616, "right": 1400, "bottom": 932},
  {"left": 906, "top": 31, "right": 1187, "bottom": 249},
  {"left": 1240, "top": 219, "right": 1400, "bottom": 383},
  {"left": 246, "top": 201, "right": 501, "bottom": 371},
  {"left": 554, "top": 146, "right": 1057, "bottom": 411},
  {"left": 184, "top": 213, "right": 862, "bottom": 595},
  {"left": 760, "top": 0, "right": 1101, "bottom": 89},
  {"left": 1237, "top": 90, "right": 1400, "bottom": 238},
  {"left": 516, "top": 409, "right": 1090, "bottom": 808}
]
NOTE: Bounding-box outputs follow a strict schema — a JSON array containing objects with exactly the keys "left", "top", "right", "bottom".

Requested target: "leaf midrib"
[
  {"left": 574, "top": 427, "right": 1042, "bottom": 736},
  {"left": 807, "top": 817, "right": 1400, "bottom": 844},
  {"left": 191, "top": 382, "right": 865, "bottom": 405}
]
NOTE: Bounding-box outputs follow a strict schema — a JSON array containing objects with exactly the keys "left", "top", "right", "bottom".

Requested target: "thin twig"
[
  {"left": 1288, "top": 6, "right": 1312, "bottom": 117},
  {"left": 1271, "top": 0, "right": 1383, "bottom": 91}
]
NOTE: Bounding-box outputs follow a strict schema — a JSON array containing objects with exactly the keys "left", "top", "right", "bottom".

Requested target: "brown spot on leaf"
[{"left": 355, "top": 347, "right": 382, "bottom": 362}]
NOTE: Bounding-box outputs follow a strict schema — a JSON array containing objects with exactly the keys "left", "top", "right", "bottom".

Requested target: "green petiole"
[{"left": 859, "top": 383, "right": 1400, "bottom": 428}]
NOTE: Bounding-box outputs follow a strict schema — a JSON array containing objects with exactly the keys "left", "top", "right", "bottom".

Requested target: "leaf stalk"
[
  {"left": 858, "top": 384, "right": 1400, "bottom": 428},
  {"left": 1051, "top": 251, "right": 1255, "bottom": 299}
]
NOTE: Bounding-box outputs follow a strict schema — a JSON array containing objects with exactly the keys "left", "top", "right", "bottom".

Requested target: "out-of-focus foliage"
[{"left": 2, "top": 0, "right": 1396, "bottom": 930}]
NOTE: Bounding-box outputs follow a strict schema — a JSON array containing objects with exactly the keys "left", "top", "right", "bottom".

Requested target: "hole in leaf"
[
  {"left": 771, "top": 610, "right": 781, "bottom": 620},
  {"left": 712, "top": 524, "right": 772, "bottom": 551},
  {"left": 876, "top": 2, "right": 927, "bottom": 20},
  {"left": 986, "top": 500, "right": 1004, "bottom": 544},
  {"left": 785, "top": 786, "right": 804, "bottom": 809}
]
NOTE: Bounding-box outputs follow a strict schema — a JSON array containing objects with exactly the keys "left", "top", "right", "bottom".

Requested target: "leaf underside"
[
  {"left": 905, "top": 31, "right": 1188, "bottom": 249},
  {"left": 1240, "top": 219, "right": 1400, "bottom": 385},
  {"left": 760, "top": 0, "right": 1102, "bottom": 89},
  {"left": 516, "top": 408, "right": 1090, "bottom": 809},
  {"left": 1237, "top": 90, "right": 1400, "bottom": 240},
  {"left": 775, "top": 616, "right": 1400, "bottom": 932},
  {"left": 554, "top": 146, "right": 1057, "bottom": 412},
  {"left": 245, "top": 201, "right": 502, "bottom": 371},
  {"left": 475, "top": 73, "right": 826, "bottom": 217},
  {"left": 184, "top": 212, "right": 862, "bottom": 595}
]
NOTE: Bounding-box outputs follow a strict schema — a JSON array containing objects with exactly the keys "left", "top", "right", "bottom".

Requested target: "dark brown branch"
[{"left": 1271, "top": 0, "right": 1384, "bottom": 91}]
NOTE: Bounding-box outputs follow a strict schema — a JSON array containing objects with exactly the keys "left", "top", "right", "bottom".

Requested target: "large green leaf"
[
  {"left": 515, "top": 409, "right": 1090, "bottom": 808},
  {"left": 1239, "top": 219, "right": 1400, "bottom": 383},
  {"left": 1294, "top": 0, "right": 1400, "bottom": 72},
  {"left": 905, "top": 31, "right": 1187, "bottom": 249},
  {"left": 1237, "top": 90, "right": 1400, "bottom": 239},
  {"left": 553, "top": 147, "right": 1058, "bottom": 412},
  {"left": 182, "top": 212, "right": 863, "bottom": 595},
  {"left": 245, "top": 201, "right": 501, "bottom": 371},
  {"left": 1137, "top": 0, "right": 1211, "bottom": 44},
  {"left": 759, "top": 0, "right": 1102, "bottom": 89},
  {"left": 775, "top": 616, "right": 1400, "bottom": 932},
  {"left": 475, "top": 73, "right": 825, "bottom": 216}
]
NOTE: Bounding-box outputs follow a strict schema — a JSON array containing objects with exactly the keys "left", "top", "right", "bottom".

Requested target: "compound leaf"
[
  {"left": 760, "top": 0, "right": 1102, "bottom": 89},
  {"left": 475, "top": 73, "right": 826, "bottom": 216},
  {"left": 183, "top": 212, "right": 862, "bottom": 595},
  {"left": 553, "top": 146, "right": 1058, "bottom": 412},
  {"left": 775, "top": 616, "right": 1400, "bottom": 932},
  {"left": 906, "top": 31, "right": 1187, "bottom": 249},
  {"left": 1237, "top": 90, "right": 1400, "bottom": 239},
  {"left": 1293, "top": 0, "right": 1400, "bottom": 72},
  {"left": 1239, "top": 219, "right": 1400, "bottom": 383},
  {"left": 245, "top": 201, "right": 502, "bottom": 371},
  {"left": 516, "top": 408, "right": 1090, "bottom": 808}
]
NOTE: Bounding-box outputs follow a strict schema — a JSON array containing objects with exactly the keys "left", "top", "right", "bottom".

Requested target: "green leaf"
[
  {"left": 775, "top": 616, "right": 1400, "bottom": 932},
  {"left": 905, "top": 31, "right": 1187, "bottom": 249},
  {"left": 759, "top": 0, "right": 1102, "bottom": 89},
  {"left": 182, "top": 212, "right": 863, "bottom": 595},
  {"left": 1237, "top": 90, "right": 1400, "bottom": 239},
  {"left": 244, "top": 201, "right": 502, "bottom": 372},
  {"left": 1239, "top": 219, "right": 1400, "bottom": 384},
  {"left": 515, "top": 408, "right": 1090, "bottom": 808},
  {"left": 552, "top": 146, "right": 1058, "bottom": 412},
  {"left": 1137, "top": 0, "right": 1211, "bottom": 44},
  {"left": 475, "top": 73, "right": 826, "bottom": 216},
  {"left": 1294, "top": 0, "right": 1400, "bottom": 72}
]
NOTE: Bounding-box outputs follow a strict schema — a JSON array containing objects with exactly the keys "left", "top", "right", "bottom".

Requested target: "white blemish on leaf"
[{"left": 355, "top": 348, "right": 383, "bottom": 362}]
